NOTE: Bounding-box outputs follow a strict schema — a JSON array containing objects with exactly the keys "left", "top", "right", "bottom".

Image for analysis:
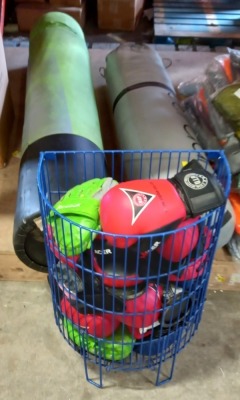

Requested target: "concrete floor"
[{"left": 0, "top": 282, "right": 239, "bottom": 400}]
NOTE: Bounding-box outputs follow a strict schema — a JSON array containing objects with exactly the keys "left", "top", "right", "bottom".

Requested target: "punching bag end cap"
[
  {"left": 14, "top": 220, "right": 48, "bottom": 273},
  {"left": 30, "top": 11, "right": 84, "bottom": 42}
]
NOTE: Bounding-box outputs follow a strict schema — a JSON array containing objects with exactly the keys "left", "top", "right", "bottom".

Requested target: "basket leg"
[
  {"left": 83, "top": 355, "right": 104, "bottom": 388},
  {"left": 153, "top": 345, "right": 177, "bottom": 386}
]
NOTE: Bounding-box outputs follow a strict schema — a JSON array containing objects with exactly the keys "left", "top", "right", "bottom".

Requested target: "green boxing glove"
[
  {"left": 48, "top": 177, "right": 118, "bottom": 256},
  {"left": 64, "top": 318, "right": 135, "bottom": 361}
]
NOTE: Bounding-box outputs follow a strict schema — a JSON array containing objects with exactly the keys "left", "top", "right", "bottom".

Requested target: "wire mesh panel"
[{"left": 37, "top": 149, "right": 230, "bottom": 388}]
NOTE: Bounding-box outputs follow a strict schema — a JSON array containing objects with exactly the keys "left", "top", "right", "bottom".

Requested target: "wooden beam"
[
  {"left": 0, "top": 253, "right": 47, "bottom": 281},
  {"left": 208, "top": 248, "right": 240, "bottom": 291},
  {"left": 154, "top": 24, "right": 240, "bottom": 38}
]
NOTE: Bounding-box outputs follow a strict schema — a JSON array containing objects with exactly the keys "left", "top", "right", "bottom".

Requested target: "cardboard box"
[
  {"left": 97, "top": 0, "right": 145, "bottom": 31},
  {"left": 15, "top": 0, "right": 47, "bottom": 3},
  {"left": 49, "top": 0, "right": 84, "bottom": 6},
  {"left": 0, "top": 35, "right": 14, "bottom": 168},
  {"left": 16, "top": 2, "right": 86, "bottom": 32}
]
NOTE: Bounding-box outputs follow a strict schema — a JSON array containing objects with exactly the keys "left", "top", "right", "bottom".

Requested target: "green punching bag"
[
  {"left": 13, "top": 12, "right": 105, "bottom": 272},
  {"left": 21, "top": 11, "right": 103, "bottom": 153}
]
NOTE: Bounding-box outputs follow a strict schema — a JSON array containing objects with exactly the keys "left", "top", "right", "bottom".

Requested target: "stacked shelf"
[{"left": 153, "top": 0, "right": 240, "bottom": 47}]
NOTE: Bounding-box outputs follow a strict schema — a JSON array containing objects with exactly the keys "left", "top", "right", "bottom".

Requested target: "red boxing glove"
[
  {"left": 100, "top": 179, "right": 186, "bottom": 248},
  {"left": 160, "top": 217, "right": 200, "bottom": 262},
  {"left": 100, "top": 160, "right": 225, "bottom": 248},
  {"left": 60, "top": 297, "right": 120, "bottom": 338},
  {"left": 116, "top": 284, "right": 163, "bottom": 334},
  {"left": 169, "top": 225, "right": 212, "bottom": 282}
]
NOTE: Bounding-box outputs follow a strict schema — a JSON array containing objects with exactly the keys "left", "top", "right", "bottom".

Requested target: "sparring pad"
[
  {"left": 64, "top": 318, "right": 135, "bottom": 361},
  {"left": 48, "top": 178, "right": 117, "bottom": 256}
]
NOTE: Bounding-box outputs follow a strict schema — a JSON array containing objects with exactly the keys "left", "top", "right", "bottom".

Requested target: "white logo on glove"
[{"left": 184, "top": 173, "right": 208, "bottom": 190}]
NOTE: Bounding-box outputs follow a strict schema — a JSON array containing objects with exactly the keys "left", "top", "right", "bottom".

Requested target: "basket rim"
[{"left": 37, "top": 148, "right": 231, "bottom": 241}]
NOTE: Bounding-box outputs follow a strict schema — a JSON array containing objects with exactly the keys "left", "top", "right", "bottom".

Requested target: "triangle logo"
[{"left": 119, "top": 188, "right": 156, "bottom": 226}]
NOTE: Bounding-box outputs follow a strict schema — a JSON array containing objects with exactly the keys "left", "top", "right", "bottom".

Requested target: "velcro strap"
[{"left": 170, "top": 160, "right": 226, "bottom": 216}]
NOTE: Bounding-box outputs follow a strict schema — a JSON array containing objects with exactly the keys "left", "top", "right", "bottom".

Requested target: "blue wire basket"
[{"left": 37, "top": 149, "right": 231, "bottom": 388}]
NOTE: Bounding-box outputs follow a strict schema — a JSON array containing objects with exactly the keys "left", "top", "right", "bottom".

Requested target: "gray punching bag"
[{"left": 104, "top": 43, "right": 235, "bottom": 248}]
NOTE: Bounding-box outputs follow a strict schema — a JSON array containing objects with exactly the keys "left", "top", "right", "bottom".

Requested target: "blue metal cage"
[{"left": 37, "top": 149, "right": 231, "bottom": 388}]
